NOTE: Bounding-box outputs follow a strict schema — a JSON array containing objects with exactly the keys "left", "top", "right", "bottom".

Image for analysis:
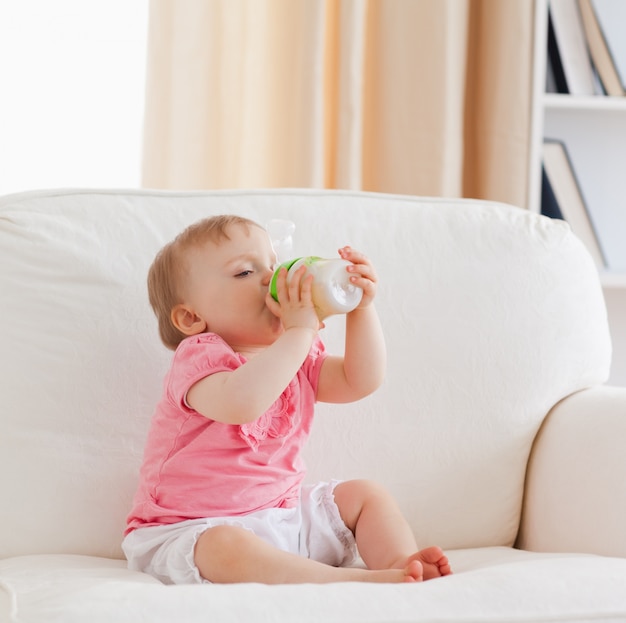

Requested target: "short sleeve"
[
  {"left": 166, "top": 333, "right": 243, "bottom": 412},
  {"left": 301, "top": 335, "right": 327, "bottom": 397}
]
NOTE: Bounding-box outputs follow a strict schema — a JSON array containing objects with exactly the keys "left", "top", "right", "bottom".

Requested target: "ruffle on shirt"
[{"left": 239, "top": 379, "right": 296, "bottom": 451}]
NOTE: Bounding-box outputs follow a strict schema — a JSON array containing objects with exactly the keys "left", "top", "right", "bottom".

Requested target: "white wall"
[{"left": 0, "top": 1, "right": 148, "bottom": 195}]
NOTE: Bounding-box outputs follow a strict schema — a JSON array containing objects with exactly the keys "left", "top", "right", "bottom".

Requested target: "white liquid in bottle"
[{"left": 269, "top": 256, "right": 363, "bottom": 319}]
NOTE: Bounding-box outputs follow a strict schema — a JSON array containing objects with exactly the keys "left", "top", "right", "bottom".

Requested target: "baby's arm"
[
  {"left": 316, "top": 247, "right": 386, "bottom": 403},
  {"left": 187, "top": 266, "right": 320, "bottom": 424}
]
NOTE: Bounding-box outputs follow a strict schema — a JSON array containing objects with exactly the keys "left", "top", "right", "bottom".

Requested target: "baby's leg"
[
  {"left": 194, "top": 524, "right": 423, "bottom": 584},
  {"left": 333, "top": 479, "right": 452, "bottom": 579}
]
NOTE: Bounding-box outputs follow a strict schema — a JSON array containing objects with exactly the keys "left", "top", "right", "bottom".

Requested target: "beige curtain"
[{"left": 142, "top": 0, "right": 534, "bottom": 209}]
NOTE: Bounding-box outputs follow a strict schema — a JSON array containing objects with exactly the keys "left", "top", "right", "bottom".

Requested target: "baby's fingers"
[
  {"left": 271, "top": 266, "right": 290, "bottom": 302},
  {"left": 287, "top": 265, "right": 313, "bottom": 303},
  {"left": 339, "top": 247, "right": 377, "bottom": 283}
]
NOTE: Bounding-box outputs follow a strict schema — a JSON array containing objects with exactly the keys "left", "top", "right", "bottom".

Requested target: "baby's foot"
[
  {"left": 357, "top": 560, "right": 424, "bottom": 583},
  {"left": 402, "top": 559, "right": 424, "bottom": 583},
  {"left": 405, "top": 546, "right": 452, "bottom": 580}
]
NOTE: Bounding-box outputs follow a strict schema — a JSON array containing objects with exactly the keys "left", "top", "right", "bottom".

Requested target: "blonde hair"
[{"left": 148, "top": 215, "right": 262, "bottom": 350}]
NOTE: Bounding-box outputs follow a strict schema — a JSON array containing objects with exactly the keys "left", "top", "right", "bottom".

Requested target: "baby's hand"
[
  {"left": 338, "top": 246, "right": 378, "bottom": 309},
  {"left": 265, "top": 265, "right": 322, "bottom": 332}
]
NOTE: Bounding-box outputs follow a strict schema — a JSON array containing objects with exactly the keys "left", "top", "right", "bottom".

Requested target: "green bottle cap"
[{"left": 269, "top": 258, "right": 301, "bottom": 301}]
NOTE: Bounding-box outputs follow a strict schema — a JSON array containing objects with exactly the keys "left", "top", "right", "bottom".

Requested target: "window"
[{"left": 0, "top": 0, "right": 148, "bottom": 194}]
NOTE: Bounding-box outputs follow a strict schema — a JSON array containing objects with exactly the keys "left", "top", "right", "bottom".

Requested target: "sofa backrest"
[{"left": 0, "top": 189, "right": 611, "bottom": 560}]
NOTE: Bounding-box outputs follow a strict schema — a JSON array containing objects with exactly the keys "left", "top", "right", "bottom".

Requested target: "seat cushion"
[{"left": 1, "top": 548, "right": 625, "bottom": 623}]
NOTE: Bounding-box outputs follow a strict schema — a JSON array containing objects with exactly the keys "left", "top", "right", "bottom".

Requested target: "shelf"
[
  {"left": 534, "top": 0, "right": 626, "bottom": 384},
  {"left": 541, "top": 104, "right": 626, "bottom": 274},
  {"left": 544, "top": 93, "right": 626, "bottom": 112}
]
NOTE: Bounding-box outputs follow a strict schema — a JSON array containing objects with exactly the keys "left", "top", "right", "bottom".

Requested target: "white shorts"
[{"left": 122, "top": 481, "right": 358, "bottom": 584}]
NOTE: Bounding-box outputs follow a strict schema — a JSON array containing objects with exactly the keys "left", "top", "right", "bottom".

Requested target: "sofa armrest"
[{"left": 517, "top": 386, "right": 626, "bottom": 557}]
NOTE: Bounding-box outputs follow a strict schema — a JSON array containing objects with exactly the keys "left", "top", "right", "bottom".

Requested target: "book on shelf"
[
  {"left": 548, "top": 0, "right": 597, "bottom": 95},
  {"left": 540, "top": 166, "right": 564, "bottom": 221},
  {"left": 541, "top": 140, "right": 606, "bottom": 268},
  {"left": 589, "top": 0, "right": 626, "bottom": 92},
  {"left": 577, "top": 0, "right": 625, "bottom": 96},
  {"left": 547, "top": 10, "right": 569, "bottom": 93}
]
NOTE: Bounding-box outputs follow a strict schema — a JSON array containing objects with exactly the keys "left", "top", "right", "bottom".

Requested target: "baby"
[{"left": 123, "top": 214, "right": 452, "bottom": 585}]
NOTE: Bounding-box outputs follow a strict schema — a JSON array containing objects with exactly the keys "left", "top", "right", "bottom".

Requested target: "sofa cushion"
[
  {"left": 2, "top": 548, "right": 625, "bottom": 622},
  {"left": 0, "top": 189, "right": 610, "bottom": 560}
]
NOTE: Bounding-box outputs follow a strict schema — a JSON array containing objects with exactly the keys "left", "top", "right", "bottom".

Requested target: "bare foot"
[
  {"left": 402, "top": 559, "right": 424, "bottom": 583},
  {"left": 353, "top": 560, "right": 423, "bottom": 584},
  {"left": 395, "top": 546, "right": 452, "bottom": 580}
]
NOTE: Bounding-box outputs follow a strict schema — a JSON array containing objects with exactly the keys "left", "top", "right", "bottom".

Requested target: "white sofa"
[{"left": 1, "top": 188, "right": 625, "bottom": 623}]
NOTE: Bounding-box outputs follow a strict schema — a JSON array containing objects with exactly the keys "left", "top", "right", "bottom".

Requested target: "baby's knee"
[
  {"left": 194, "top": 525, "right": 255, "bottom": 582},
  {"left": 336, "top": 478, "right": 389, "bottom": 503},
  {"left": 195, "top": 525, "right": 251, "bottom": 564},
  {"left": 334, "top": 479, "right": 392, "bottom": 527}
]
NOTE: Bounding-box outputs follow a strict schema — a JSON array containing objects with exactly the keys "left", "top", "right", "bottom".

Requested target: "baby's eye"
[{"left": 235, "top": 269, "right": 253, "bottom": 278}]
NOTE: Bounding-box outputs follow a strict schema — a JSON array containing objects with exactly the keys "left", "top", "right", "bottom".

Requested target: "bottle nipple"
[{"left": 266, "top": 219, "right": 296, "bottom": 263}]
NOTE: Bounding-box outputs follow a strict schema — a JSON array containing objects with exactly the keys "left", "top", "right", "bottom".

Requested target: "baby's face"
[{"left": 180, "top": 223, "right": 282, "bottom": 351}]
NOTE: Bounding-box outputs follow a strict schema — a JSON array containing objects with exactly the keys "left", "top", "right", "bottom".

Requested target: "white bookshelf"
[
  {"left": 543, "top": 94, "right": 626, "bottom": 275},
  {"left": 530, "top": 0, "right": 626, "bottom": 385}
]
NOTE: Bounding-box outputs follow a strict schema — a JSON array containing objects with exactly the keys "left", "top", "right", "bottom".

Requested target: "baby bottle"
[{"left": 269, "top": 256, "right": 363, "bottom": 319}]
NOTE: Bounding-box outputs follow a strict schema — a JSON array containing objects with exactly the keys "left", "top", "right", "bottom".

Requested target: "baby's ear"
[{"left": 171, "top": 304, "right": 207, "bottom": 336}]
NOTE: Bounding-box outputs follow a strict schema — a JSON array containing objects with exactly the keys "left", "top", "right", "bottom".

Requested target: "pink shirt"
[{"left": 126, "top": 333, "right": 327, "bottom": 534}]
